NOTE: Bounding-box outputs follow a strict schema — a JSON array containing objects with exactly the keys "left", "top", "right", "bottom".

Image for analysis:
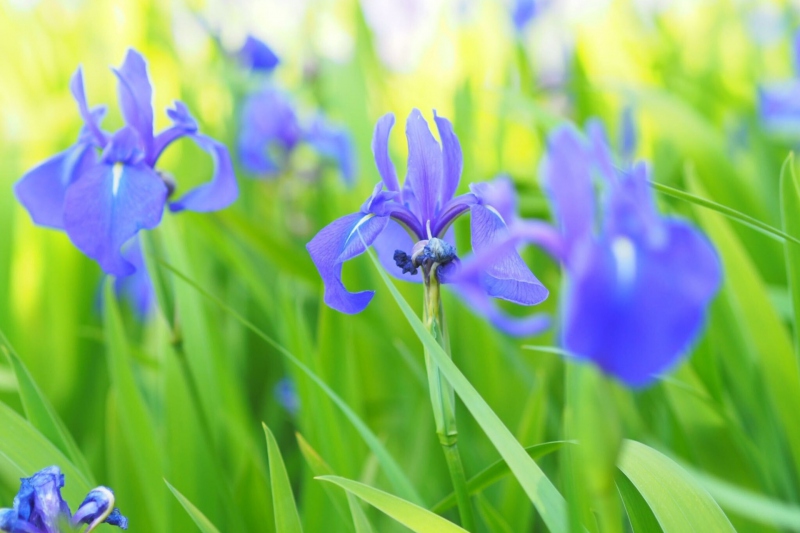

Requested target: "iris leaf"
[
  {"left": 165, "top": 480, "right": 222, "bottom": 533},
  {"left": 295, "top": 432, "right": 355, "bottom": 530},
  {"left": 317, "top": 476, "right": 468, "bottom": 533},
  {"left": 264, "top": 423, "right": 304, "bottom": 533},
  {"left": 779, "top": 152, "right": 800, "bottom": 359}
]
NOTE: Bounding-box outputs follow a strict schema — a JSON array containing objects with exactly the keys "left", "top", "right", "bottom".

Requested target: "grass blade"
[
  {"left": 165, "top": 480, "right": 222, "bottom": 533},
  {"left": 264, "top": 423, "right": 304, "bottom": 533},
  {"left": 318, "top": 476, "right": 468, "bottom": 533},
  {"left": 780, "top": 152, "right": 800, "bottom": 360},
  {"left": 296, "top": 433, "right": 353, "bottom": 529},
  {"left": 347, "top": 493, "right": 375, "bottom": 533}
]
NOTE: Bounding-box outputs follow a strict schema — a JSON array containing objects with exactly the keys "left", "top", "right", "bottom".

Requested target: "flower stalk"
[{"left": 422, "top": 266, "right": 475, "bottom": 531}]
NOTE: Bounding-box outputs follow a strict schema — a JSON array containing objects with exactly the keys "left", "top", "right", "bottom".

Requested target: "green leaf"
[
  {"left": 432, "top": 441, "right": 568, "bottom": 512},
  {"left": 780, "top": 152, "right": 800, "bottom": 359},
  {"left": 615, "top": 471, "right": 662, "bottom": 533},
  {"left": 617, "top": 440, "right": 734, "bottom": 532},
  {"left": 264, "top": 423, "right": 304, "bottom": 533},
  {"left": 295, "top": 433, "right": 353, "bottom": 529},
  {"left": 103, "top": 281, "right": 168, "bottom": 532},
  {"left": 0, "top": 400, "right": 90, "bottom": 506},
  {"left": 165, "top": 480, "right": 222, "bottom": 533},
  {"left": 347, "top": 493, "right": 375, "bottom": 533},
  {"left": 365, "top": 249, "right": 573, "bottom": 533},
  {"left": 159, "top": 261, "right": 423, "bottom": 505},
  {"left": 475, "top": 494, "right": 515, "bottom": 533},
  {"left": 318, "top": 476, "right": 468, "bottom": 533},
  {"left": 0, "top": 330, "right": 94, "bottom": 484}
]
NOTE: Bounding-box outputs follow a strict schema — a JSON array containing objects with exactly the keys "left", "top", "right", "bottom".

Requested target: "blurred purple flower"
[
  {"left": 0, "top": 466, "right": 128, "bottom": 533},
  {"left": 759, "top": 31, "right": 800, "bottom": 135},
  {"left": 238, "top": 86, "right": 356, "bottom": 182},
  {"left": 274, "top": 377, "right": 300, "bottom": 416},
  {"left": 15, "top": 49, "right": 238, "bottom": 277},
  {"left": 456, "top": 122, "right": 721, "bottom": 387},
  {"left": 236, "top": 34, "right": 280, "bottom": 73},
  {"left": 512, "top": 0, "right": 538, "bottom": 33},
  {"left": 306, "top": 109, "right": 548, "bottom": 322},
  {"left": 114, "top": 237, "right": 156, "bottom": 319}
]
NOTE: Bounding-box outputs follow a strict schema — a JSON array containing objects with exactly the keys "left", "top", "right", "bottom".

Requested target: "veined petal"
[
  {"left": 0, "top": 508, "right": 39, "bottom": 533},
  {"left": 434, "top": 110, "right": 462, "bottom": 204},
  {"left": 470, "top": 204, "right": 548, "bottom": 305},
  {"left": 540, "top": 126, "right": 595, "bottom": 247},
  {"left": 405, "top": 109, "right": 443, "bottom": 224},
  {"left": 169, "top": 134, "right": 238, "bottom": 212},
  {"left": 469, "top": 176, "right": 517, "bottom": 226},
  {"left": 69, "top": 68, "right": 107, "bottom": 147},
  {"left": 63, "top": 160, "right": 167, "bottom": 276},
  {"left": 372, "top": 113, "right": 400, "bottom": 192},
  {"left": 113, "top": 49, "right": 154, "bottom": 159},
  {"left": 17, "top": 466, "right": 70, "bottom": 533},
  {"left": 306, "top": 212, "right": 390, "bottom": 314},
  {"left": 15, "top": 142, "right": 96, "bottom": 229},
  {"left": 237, "top": 35, "right": 280, "bottom": 72},
  {"left": 563, "top": 221, "right": 721, "bottom": 387}
]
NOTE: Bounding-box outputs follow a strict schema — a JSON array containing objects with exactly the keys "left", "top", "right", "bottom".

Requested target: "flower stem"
[{"left": 423, "top": 272, "right": 476, "bottom": 531}]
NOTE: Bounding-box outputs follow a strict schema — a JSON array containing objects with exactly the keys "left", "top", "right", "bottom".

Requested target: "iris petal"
[
  {"left": 563, "top": 221, "right": 721, "bottom": 387},
  {"left": 14, "top": 143, "right": 95, "bottom": 229},
  {"left": 470, "top": 204, "right": 548, "bottom": 305},
  {"left": 306, "top": 212, "right": 390, "bottom": 314},
  {"left": 63, "top": 161, "right": 167, "bottom": 276},
  {"left": 113, "top": 49, "right": 155, "bottom": 159},
  {"left": 169, "top": 134, "right": 238, "bottom": 213},
  {"left": 69, "top": 68, "right": 107, "bottom": 147},
  {"left": 434, "top": 111, "right": 462, "bottom": 205},
  {"left": 372, "top": 113, "right": 400, "bottom": 192},
  {"left": 405, "top": 109, "right": 443, "bottom": 225},
  {"left": 237, "top": 35, "right": 280, "bottom": 72}
]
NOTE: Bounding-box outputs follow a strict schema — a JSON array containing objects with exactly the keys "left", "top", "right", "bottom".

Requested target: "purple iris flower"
[
  {"left": 236, "top": 35, "right": 280, "bottom": 73},
  {"left": 306, "top": 109, "right": 548, "bottom": 317},
  {"left": 238, "top": 87, "right": 356, "bottom": 183},
  {"left": 0, "top": 466, "right": 128, "bottom": 532},
  {"left": 14, "top": 49, "right": 238, "bottom": 277},
  {"left": 457, "top": 123, "right": 722, "bottom": 387},
  {"left": 759, "top": 30, "right": 800, "bottom": 135},
  {"left": 511, "top": 0, "right": 538, "bottom": 33}
]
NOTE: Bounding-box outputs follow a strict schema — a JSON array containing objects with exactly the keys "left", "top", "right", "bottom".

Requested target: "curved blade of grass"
[
  {"left": 365, "top": 249, "right": 573, "bottom": 533},
  {"left": 0, "top": 330, "right": 94, "bottom": 484},
  {"left": 780, "top": 152, "right": 800, "bottom": 361},
  {"left": 264, "top": 423, "right": 304, "bottom": 533},
  {"left": 165, "top": 480, "right": 221, "bottom": 533},
  {"left": 617, "top": 440, "right": 734, "bottom": 532},
  {"left": 318, "top": 476, "right": 468, "bottom": 533},
  {"left": 432, "top": 441, "right": 569, "bottom": 513},
  {"left": 616, "top": 471, "right": 662, "bottom": 533},
  {"left": 158, "top": 260, "right": 423, "bottom": 506},
  {"left": 347, "top": 493, "right": 375, "bottom": 533},
  {"left": 650, "top": 180, "right": 800, "bottom": 247},
  {"left": 475, "top": 494, "right": 515, "bottom": 533},
  {"left": 296, "top": 433, "right": 353, "bottom": 529},
  {"left": 0, "top": 400, "right": 91, "bottom": 506}
]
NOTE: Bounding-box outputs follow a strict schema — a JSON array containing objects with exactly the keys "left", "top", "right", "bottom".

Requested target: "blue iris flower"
[
  {"left": 759, "top": 30, "right": 800, "bottom": 135},
  {"left": 236, "top": 34, "right": 280, "bottom": 73},
  {"left": 0, "top": 466, "right": 128, "bottom": 533},
  {"left": 15, "top": 49, "right": 238, "bottom": 277},
  {"left": 512, "top": 0, "right": 538, "bottom": 33},
  {"left": 457, "top": 122, "right": 722, "bottom": 387},
  {"left": 238, "top": 86, "right": 356, "bottom": 183},
  {"left": 306, "top": 109, "right": 548, "bottom": 319},
  {"left": 113, "top": 237, "right": 156, "bottom": 319}
]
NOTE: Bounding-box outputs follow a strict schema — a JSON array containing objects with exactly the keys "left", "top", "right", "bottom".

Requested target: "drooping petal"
[
  {"left": 453, "top": 283, "right": 551, "bottom": 337},
  {"left": 169, "top": 134, "right": 238, "bottom": 212},
  {"left": 14, "top": 142, "right": 96, "bottom": 229},
  {"left": 237, "top": 35, "right": 280, "bottom": 73},
  {"left": 469, "top": 176, "right": 517, "bottom": 227},
  {"left": 149, "top": 101, "right": 198, "bottom": 166},
  {"left": 758, "top": 81, "right": 800, "bottom": 135},
  {"left": 306, "top": 212, "right": 390, "bottom": 314},
  {"left": 434, "top": 110, "right": 462, "bottom": 204},
  {"left": 72, "top": 487, "right": 128, "bottom": 531},
  {"left": 562, "top": 221, "right": 721, "bottom": 387},
  {"left": 470, "top": 204, "right": 548, "bottom": 305},
  {"left": 405, "top": 109, "right": 443, "bottom": 225},
  {"left": 69, "top": 68, "right": 107, "bottom": 147},
  {"left": 113, "top": 49, "right": 154, "bottom": 158},
  {"left": 604, "top": 162, "right": 661, "bottom": 243},
  {"left": 540, "top": 126, "right": 595, "bottom": 248},
  {"left": 372, "top": 113, "right": 400, "bottom": 192},
  {"left": 63, "top": 130, "right": 167, "bottom": 276}
]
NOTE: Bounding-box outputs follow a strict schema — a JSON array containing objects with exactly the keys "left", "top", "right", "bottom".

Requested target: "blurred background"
[{"left": 2, "top": 0, "right": 800, "bottom": 531}]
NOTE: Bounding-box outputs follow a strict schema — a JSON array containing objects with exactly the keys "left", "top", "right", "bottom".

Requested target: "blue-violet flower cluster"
[
  {"left": 15, "top": 49, "right": 238, "bottom": 277},
  {"left": 0, "top": 466, "right": 127, "bottom": 533}
]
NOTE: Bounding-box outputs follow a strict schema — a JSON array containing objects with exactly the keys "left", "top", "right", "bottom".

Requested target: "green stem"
[{"left": 423, "top": 272, "right": 476, "bottom": 531}]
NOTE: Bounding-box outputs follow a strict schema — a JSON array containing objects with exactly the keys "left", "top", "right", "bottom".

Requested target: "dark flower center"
[{"left": 393, "top": 237, "right": 457, "bottom": 277}]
